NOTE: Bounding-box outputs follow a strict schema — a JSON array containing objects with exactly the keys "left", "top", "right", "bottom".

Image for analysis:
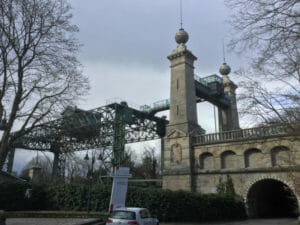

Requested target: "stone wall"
[
  {"left": 163, "top": 135, "right": 300, "bottom": 202},
  {"left": 193, "top": 136, "right": 300, "bottom": 204},
  {"left": 162, "top": 134, "right": 193, "bottom": 191}
]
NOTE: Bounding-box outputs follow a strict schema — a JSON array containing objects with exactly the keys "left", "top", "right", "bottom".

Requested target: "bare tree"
[
  {"left": 0, "top": 0, "right": 89, "bottom": 170},
  {"left": 65, "top": 152, "right": 89, "bottom": 183},
  {"left": 123, "top": 147, "right": 138, "bottom": 174},
  {"left": 226, "top": 0, "right": 300, "bottom": 126},
  {"left": 134, "top": 146, "right": 160, "bottom": 180},
  {"left": 234, "top": 68, "right": 300, "bottom": 126},
  {"left": 65, "top": 148, "right": 115, "bottom": 184},
  {"left": 226, "top": 0, "right": 300, "bottom": 69}
]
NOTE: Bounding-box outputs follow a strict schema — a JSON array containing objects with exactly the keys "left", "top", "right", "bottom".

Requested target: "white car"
[{"left": 106, "top": 207, "right": 159, "bottom": 225}]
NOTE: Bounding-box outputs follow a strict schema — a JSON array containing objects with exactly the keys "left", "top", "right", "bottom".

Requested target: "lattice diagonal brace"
[{"left": 11, "top": 102, "right": 168, "bottom": 170}]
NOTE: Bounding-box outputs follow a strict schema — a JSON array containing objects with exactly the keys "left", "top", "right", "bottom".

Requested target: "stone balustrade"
[{"left": 193, "top": 123, "right": 296, "bottom": 145}]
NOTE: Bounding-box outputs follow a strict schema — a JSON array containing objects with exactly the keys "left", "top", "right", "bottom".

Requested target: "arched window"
[
  {"left": 221, "top": 150, "right": 237, "bottom": 169},
  {"left": 244, "top": 148, "right": 263, "bottom": 168},
  {"left": 271, "top": 146, "right": 290, "bottom": 167},
  {"left": 199, "top": 152, "right": 214, "bottom": 169}
]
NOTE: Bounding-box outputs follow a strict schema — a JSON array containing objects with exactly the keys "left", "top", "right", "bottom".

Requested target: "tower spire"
[
  {"left": 222, "top": 38, "right": 226, "bottom": 63},
  {"left": 180, "top": 0, "right": 183, "bottom": 29},
  {"left": 219, "top": 38, "right": 231, "bottom": 76},
  {"left": 175, "top": 0, "right": 189, "bottom": 45}
]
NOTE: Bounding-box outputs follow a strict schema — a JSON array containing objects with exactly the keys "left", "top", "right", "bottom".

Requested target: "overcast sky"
[
  {"left": 70, "top": 0, "right": 246, "bottom": 122},
  {"left": 13, "top": 0, "right": 249, "bottom": 173}
]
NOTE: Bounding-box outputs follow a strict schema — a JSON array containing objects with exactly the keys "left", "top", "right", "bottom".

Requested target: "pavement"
[
  {"left": 6, "top": 218, "right": 104, "bottom": 225},
  {"left": 161, "top": 218, "right": 298, "bottom": 225},
  {"left": 5, "top": 218, "right": 299, "bottom": 225}
]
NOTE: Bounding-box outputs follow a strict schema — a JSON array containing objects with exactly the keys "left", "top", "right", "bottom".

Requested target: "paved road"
[
  {"left": 161, "top": 218, "right": 298, "bottom": 225},
  {"left": 6, "top": 218, "right": 102, "bottom": 225},
  {"left": 5, "top": 218, "right": 298, "bottom": 225}
]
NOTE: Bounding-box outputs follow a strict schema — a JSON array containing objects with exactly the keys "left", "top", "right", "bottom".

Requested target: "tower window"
[{"left": 176, "top": 79, "right": 179, "bottom": 89}]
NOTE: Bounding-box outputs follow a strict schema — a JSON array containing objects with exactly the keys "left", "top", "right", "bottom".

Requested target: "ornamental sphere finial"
[
  {"left": 219, "top": 62, "right": 231, "bottom": 76},
  {"left": 175, "top": 28, "right": 189, "bottom": 44}
]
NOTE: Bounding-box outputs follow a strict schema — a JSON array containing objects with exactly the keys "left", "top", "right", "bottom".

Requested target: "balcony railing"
[
  {"left": 194, "top": 74, "right": 222, "bottom": 86},
  {"left": 193, "top": 123, "right": 295, "bottom": 145}
]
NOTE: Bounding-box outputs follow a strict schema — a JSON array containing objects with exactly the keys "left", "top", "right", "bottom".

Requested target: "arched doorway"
[{"left": 247, "top": 179, "right": 299, "bottom": 218}]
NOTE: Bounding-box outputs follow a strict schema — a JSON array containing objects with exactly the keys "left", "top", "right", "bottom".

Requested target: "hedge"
[{"left": 0, "top": 180, "right": 246, "bottom": 222}]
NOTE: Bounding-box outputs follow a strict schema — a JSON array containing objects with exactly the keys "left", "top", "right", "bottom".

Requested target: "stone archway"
[{"left": 245, "top": 178, "right": 299, "bottom": 218}]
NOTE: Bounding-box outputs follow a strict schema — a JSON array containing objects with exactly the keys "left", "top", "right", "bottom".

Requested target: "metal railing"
[
  {"left": 139, "top": 99, "right": 170, "bottom": 113},
  {"left": 194, "top": 74, "right": 222, "bottom": 86},
  {"left": 193, "top": 123, "right": 294, "bottom": 145}
]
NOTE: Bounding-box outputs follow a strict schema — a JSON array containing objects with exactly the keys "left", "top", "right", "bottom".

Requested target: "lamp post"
[
  {"left": 84, "top": 151, "right": 95, "bottom": 214},
  {"left": 0, "top": 108, "right": 8, "bottom": 131},
  {"left": 0, "top": 89, "right": 8, "bottom": 131}
]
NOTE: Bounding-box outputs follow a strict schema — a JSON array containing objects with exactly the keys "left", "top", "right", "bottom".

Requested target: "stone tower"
[
  {"left": 162, "top": 28, "right": 200, "bottom": 191},
  {"left": 167, "top": 28, "right": 198, "bottom": 134},
  {"left": 28, "top": 164, "right": 41, "bottom": 182},
  {"left": 218, "top": 63, "right": 240, "bottom": 131}
]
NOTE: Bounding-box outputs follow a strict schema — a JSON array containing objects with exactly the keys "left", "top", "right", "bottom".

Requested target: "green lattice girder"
[{"left": 11, "top": 102, "right": 168, "bottom": 166}]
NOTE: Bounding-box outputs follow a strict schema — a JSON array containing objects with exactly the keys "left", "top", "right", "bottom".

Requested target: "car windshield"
[{"left": 110, "top": 210, "right": 136, "bottom": 220}]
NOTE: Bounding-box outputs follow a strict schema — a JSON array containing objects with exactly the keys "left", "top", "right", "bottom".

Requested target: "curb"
[
  {"left": 77, "top": 219, "right": 105, "bottom": 225},
  {"left": 6, "top": 211, "right": 108, "bottom": 219}
]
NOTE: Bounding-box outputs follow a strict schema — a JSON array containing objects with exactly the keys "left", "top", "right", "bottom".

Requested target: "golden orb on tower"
[
  {"left": 219, "top": 62, "right": 231, "bottom": 76},
  {"left": 175, "top": 28, "right": 189, "bottom": 44}
]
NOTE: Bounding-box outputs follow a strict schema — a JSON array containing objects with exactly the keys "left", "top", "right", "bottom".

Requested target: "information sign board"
[{"left": 109, "top": 167, "right": 132, "bottom": 212}]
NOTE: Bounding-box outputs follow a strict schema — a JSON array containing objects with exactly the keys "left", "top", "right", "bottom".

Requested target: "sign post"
[{"left": 109, "top": 167, "right": 132, "bottom": 212}]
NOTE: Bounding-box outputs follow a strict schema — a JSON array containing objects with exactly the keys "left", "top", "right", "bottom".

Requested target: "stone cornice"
[
  {"left": 194, "top": 166, "right": 300, "bottom": 175},
  {"left": 163, "top": 169, "right": 191, "bottom": 176},
  {"left": 169, "top": 60, "right": 195, "bottom": 68},
  {"left": 167, "top": 44, "right": 197, "bottom": 61}
]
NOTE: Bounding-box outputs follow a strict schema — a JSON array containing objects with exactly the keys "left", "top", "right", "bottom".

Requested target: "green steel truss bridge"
[
  {"left": 7, "top": 74, "right": 230, "bottom": 178},
  {"left": 10, "top": 102, "right": 167, "bottom": 177},
  {"left": 14, "top": 102, "right": 167, "bottom": 151}
]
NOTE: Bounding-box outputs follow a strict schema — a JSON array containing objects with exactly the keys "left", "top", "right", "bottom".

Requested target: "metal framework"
[
  {"left": 138, "top": 74, "right": 230, "bottom": 115},
  {"left": 194, "top": 74, "right": 230, "bottom": 108},
  {"left": 9, "top": 74, "right": 229, "bottom": 177},
  {"left": 11, "top": 102, "right": 168, "bottom": 175}
]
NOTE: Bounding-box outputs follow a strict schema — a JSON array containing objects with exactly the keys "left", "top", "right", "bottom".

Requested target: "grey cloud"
[{"left": 71, "top": 0, "right": 242, "bottom": 73}]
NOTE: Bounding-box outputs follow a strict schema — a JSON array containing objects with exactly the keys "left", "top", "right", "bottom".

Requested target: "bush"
[
  {"left": 0, "top": 181, "right": 46, "bottom": 210},
  {"left": 0, "top": 181, "right": 246, "bottom": 222},
  {"left": 0, "top": 181, "right": 28, "bottom": 210},
  {"left": 126, "top": 187, "right": 246, "bottom": 222}
]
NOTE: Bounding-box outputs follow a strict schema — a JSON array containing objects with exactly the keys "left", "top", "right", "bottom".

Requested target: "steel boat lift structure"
[{"left": 7, "top": 73, "right": 230, "bottom": 179}]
